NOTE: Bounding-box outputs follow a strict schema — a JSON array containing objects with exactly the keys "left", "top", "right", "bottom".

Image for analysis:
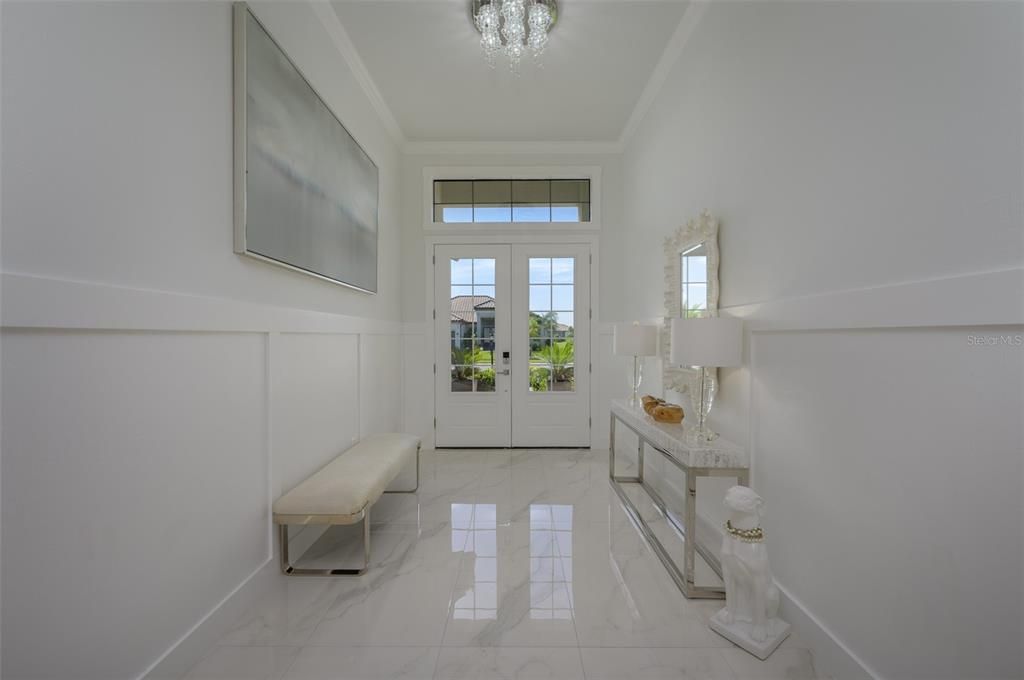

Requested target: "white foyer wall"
[
  {"left": 622, "top": 2, "right": 1023, "bottom": 679},
  {"left": 1, "top": 1, "right": 403, "bottom": 678},
  {"left": 3, "top": 1, "right": 1022, "bottom": 679}
]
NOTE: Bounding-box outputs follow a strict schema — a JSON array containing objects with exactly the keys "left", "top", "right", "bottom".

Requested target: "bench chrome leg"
[
  {"left": 278, "top": 510, "right": 370, "bottom": 576},
  {"left": 383, "top": 444, "right": 420, "bottom": 494}
]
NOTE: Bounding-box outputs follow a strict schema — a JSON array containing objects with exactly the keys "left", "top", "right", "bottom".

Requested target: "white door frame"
[
  {"left": 510, "top": 243, "right": 592, "bottom": 447},
  {"left": 433, "top": 244, "right": 513, "bottom": 448},
  {"left": 424, "top": 232, "right": 601, "bottom": 449}
]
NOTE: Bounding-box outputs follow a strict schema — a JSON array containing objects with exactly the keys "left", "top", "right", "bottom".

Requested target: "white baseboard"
[
  {"left": 666, "top": 496, "right": 877, "bottom": 680},
  {"left": 695, "top": 509, "right": 877, "bottom": 679},
  {"left": 776, "top": 582, "right": 880, "bottom": 680},
  {"left": 140, "top": 559, "right": 277, "bottom": 680}
]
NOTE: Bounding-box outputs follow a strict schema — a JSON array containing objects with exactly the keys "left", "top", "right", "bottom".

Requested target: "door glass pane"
[
  {"left": 474, "top": 285, "right": 496, "bottom": 300},
  {"left": 528, "top": 258, "right": 575, "bottom": 393},
  {"left": 475, "top": 367, "right": 496, "bottom": 392},
  {"left": 551, "top": 258, "right": 574, "bottom": 283},
  {"left": 528, "top": 316, "right": 545, "bottom": 339},
  {"left": 551, "top": 285, "right": 573, "bottom": 310},
  {"left": 473, "top": 180, "right": 512, "bottom": 203},
  {"left": 451, "top": 366, "right": 473, "bottom": 392},
  {"left": 529, "top": 286, "right": 551, "bottom": 311},
  {"left": 435, "top": 180, "right": 473, "bottom": 203},
  {"left": 512, "top": 180, "right": 551, "bottom": 204},
  {"left": 513, "top": 205, "right": 551, "bottom": 222},
  {"left": 529, "top": 258, "right": 551, "bottom": 284},
  {"left": 552, "top": 204, "right": 587, "bottom": 222},
  {"left": 451, "top": 338, "right": 475, "bottom": 363},
  {"left": 530, "top": 365, "right": 551, "bottom": 392},
  {"left": 550, "top": 180, "right": 590, "bottom": 203},
  {"left": 474, "top": 205, "right": 512, "bottom": 222},
  {"left": 451, "top": 259, "right": 473, "bottom": 285},
  {"left": 552, "top": 366, "right": 574, "bottom": 392},
  {"left": 434, "top": 179, "right": 589, "bottom": 223},
  {"left": 450, "top": 257, "right": 498, "bottom": 393},
  {"left": 473, "top": 181, "right": 513, "bottom": 223},
  {"left": 474, "top": 259, "right": 496, "bottom": 284},
  {"left": 554, "top": 311, "right": 574, "bottom": 332},
  {"left": 436, "top": 205, "right": 473, "bottom": 223}
]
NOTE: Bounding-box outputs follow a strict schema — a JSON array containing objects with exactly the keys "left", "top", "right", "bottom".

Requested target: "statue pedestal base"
[{"left": 709, "top": 608, "right": 791, "bottom": 660}]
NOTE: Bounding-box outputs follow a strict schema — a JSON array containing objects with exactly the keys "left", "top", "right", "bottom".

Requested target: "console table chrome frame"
[{"left": 609, "top": 413, "right": 748, "bottom": 599}]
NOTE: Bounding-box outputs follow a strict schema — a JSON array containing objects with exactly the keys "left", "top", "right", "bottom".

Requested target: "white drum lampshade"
[
  {"left": 670, "top": 316, "right": 743, "bottom": 441},
  {"left": 613, "top": 322, "right": 659, "bottom": 406},
  {"left": 669, "top": 317, "right": 743, "bottom": 368},
  {"left": 613, "top": 322, "right": 658, "bottom": 357}
]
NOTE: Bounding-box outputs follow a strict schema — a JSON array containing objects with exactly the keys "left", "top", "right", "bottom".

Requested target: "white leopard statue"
[{"left": 709, "top": 485, "right": 791, "bottom": 659}]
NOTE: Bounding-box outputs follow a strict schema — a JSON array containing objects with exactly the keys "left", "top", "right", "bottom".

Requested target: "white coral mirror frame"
[{"left": 661, "top": 211, "right": 721, "bottom": 395}]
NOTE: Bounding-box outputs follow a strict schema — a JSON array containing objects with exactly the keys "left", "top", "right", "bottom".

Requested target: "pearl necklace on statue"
[{"left": 725, "top": 520, "right": 764, "bottom": 543}]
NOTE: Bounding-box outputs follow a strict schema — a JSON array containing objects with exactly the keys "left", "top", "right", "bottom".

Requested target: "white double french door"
[{"left": 434, "top": 244, "right": 591, "bottom": 448}]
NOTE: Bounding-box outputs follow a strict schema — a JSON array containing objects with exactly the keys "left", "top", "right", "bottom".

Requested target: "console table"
[{"left": 609, "top": 398, "right": 749, "bottom": 599}]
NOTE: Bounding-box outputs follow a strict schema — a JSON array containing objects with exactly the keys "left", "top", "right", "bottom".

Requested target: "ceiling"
[{"left": 329, "top": 1, "right": 691, "bottom": 143}]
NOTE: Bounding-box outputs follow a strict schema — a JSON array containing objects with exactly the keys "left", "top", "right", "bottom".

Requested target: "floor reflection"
[
  {"left": 451, "top": 503, "right": 497, "bottom": 620},
  {"left": 529, "top": 504, "right": 573, "bottom": 619},
  {"left": 449, "top": 502, "right": 575, "bottom": 621},
  {"left": 188, "top": 450, "right": 818, "bottom": 679}
]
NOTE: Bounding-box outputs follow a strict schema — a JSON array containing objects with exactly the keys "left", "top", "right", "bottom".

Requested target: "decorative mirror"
[{"left": 661, "top": 211, "right": 721, "bottom": 395}]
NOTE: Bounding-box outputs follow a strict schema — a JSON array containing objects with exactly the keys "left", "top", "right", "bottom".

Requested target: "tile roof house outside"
[
  {"left": 450, "top": 295, "right": 496, "bottom": 346},
  {"left": 449, "top": 295, "right": 572, "bottom": 346}
]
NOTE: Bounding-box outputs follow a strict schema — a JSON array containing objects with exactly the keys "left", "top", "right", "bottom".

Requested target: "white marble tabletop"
[{"left": 611, "top": 398, "right": 749, "bottom": 469}]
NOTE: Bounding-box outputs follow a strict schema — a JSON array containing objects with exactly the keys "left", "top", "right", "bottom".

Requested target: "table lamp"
[
  {"left": 669, "top": 316, "right": 743, "bottom": 441},
  {"left": 613, "top": 322, "right": 659, "bottom": 406}
]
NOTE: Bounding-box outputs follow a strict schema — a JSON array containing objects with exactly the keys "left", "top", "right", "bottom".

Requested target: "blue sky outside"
[
  {"left": 440, "top": 205, "right": 583, "bottom": 223},
  {"left": 450, "top": 258, "right": 496, "bottom": 304}
]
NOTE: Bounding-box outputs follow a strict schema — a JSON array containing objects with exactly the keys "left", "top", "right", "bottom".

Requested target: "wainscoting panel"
[
  {"left": 592, "top": 326, "right": 618, "bottom": 449},
  {"left": 750, "top": 325, "right": 1023, "bottom": 680},
  {"left": 0, "top": 329, "right": 268, "bottom": 680},
  {"left": 359, "top": 333, "right": 403, "bottom": 438},
  {"left": 0, "top": 275, "right": 406, "bottom": 680},
  {"left": 400, "top": 326, "right": 432, "bottom": 448},
  {"left": 272, "top": 333, "right": 361, "bottom": 500}
]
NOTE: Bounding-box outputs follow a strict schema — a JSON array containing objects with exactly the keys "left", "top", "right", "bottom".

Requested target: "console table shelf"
[{"left": 609, "top": 398, "right": 749, "bottom": 599}]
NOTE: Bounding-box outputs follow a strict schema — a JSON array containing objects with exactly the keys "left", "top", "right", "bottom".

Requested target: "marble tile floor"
[{"left": 184, "top": 449, "right": 821, "bottom": 680}]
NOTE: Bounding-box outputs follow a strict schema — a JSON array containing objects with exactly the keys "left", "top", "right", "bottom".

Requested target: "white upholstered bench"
[{"left": 272, "top": 433, "right": 421, "bottom": 576}]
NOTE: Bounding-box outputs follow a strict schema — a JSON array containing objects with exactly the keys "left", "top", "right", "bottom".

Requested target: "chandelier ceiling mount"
[{"left": 470, "top": 0, "right": 558, "bottom": 73}]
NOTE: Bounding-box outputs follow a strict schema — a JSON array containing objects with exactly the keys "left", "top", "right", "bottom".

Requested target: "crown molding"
[
  {"left": 403, "top": 140, "right": 623, "bottom": 156},
  {"left": 311, "top": 1, "right": 406, "bottom": 146},
  {"left": 618, "top": 0, "right": 708, "bottom": 149},
  {"left": 313, "top": 0, "right": 704, "bottom": 156}
]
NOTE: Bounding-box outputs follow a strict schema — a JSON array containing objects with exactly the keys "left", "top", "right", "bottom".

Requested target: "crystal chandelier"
[{"left": 472, "top": 0, "right": 556, "bottom": 72}]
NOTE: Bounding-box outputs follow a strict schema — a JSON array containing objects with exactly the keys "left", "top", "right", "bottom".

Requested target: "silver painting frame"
[{"left": 233, "top": 2, "right": 379, "bottom": 294}]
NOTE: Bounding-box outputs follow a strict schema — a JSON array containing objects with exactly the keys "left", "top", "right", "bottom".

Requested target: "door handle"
[{"left": 498, "top": 369, "right": 511, "bottom": 375}]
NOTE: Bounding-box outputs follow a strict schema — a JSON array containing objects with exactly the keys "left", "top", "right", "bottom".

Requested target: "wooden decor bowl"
[
  {"left": 652, "top": 404, "right": 684, "bottom": 424},
  {"left": 641, "top": 395, "right": 663, "bottom": 415}
]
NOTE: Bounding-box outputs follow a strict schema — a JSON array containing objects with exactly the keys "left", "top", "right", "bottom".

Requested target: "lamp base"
[
  {"left": 687, "top": 426, "right": 719, "bottom": 444},
  {"left": 629, "top": 355, "right": 643, "bottom": 407},
  {"left": 688, "top": 366, "right": 719, "bottom": 443}
]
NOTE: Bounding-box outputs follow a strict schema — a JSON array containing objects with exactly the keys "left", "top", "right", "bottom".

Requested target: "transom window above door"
[{"left": 433, "top": 179, "right": 591, "bottom": 224}]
